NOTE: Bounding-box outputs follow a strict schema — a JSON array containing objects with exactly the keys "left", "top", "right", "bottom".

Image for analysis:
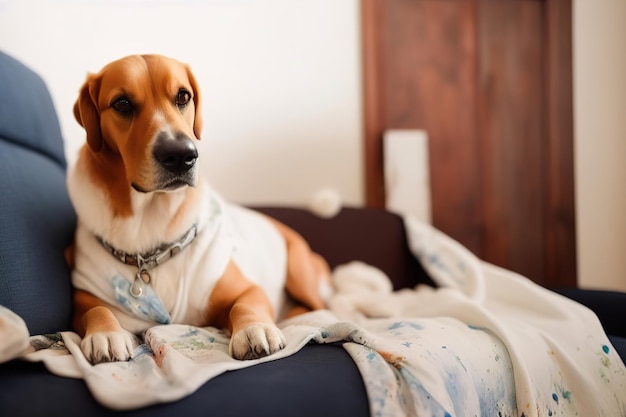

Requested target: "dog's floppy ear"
[
  {"left": 185, "top": 65, "right": 203, "bottom": 140},
  {"left": 73, "top": 74, "right": 103, "bottom": 152}
]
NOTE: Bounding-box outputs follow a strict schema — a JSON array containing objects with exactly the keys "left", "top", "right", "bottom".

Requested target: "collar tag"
[{"left": 130, "top": 268, "right": 152, "bottom": 298}]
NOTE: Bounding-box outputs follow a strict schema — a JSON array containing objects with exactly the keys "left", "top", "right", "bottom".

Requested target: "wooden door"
[{"left": 362, "top": 0, "right": 576, "bottom": 287}]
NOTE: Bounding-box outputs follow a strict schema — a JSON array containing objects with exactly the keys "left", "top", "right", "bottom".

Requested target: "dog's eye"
[
  {"left": 175, "top": 89, "right": 192, "bottom": 109},
  {"left": 111, "top": 97, "right": 134, "bottom": 116}
]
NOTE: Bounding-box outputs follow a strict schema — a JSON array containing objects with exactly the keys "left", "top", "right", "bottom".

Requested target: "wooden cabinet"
[{"left": 362, "top": 0, "right": 576, "bottom": 287}]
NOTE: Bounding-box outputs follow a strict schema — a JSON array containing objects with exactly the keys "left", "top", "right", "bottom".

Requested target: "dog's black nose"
[{"left": 153, "top": 133, "right": 198, "bottom": 174}]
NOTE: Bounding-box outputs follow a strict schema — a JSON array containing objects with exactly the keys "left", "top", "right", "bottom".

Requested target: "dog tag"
[
  {"left": 130, "top": 276, "right": 145, "bottom": 298},
  {"left": 129, "top": 269, "right": 148, "bottom": 297},
  {"left": 138, "top": 269, "right": 151, "bottom": 284}
]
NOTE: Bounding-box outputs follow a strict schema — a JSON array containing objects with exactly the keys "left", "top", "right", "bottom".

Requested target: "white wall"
[
  {"left": 373, "top": 2, "right": 626, "bottom": 292},
  {"left": 574, "top": 0, "right": 626, "bottom": 291},
  {"left": 0, "top": 0, "right": 363, "bottom": 206}
]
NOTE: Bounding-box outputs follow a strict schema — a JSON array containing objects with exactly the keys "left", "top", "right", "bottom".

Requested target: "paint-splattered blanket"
[{"left": 12, "top": 218, "right": 626, "bottom": 416}]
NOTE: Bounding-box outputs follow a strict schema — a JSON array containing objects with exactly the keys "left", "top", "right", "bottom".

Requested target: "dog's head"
[{"left": 73, "top": 54, "right": 203, "bottom": 193}]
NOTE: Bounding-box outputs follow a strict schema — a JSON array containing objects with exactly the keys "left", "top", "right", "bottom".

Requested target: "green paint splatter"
[
  {"left": 562, "top": 390, "right": 572, "bottom": 403},
  {"left": 601, "top": 355, "right": 611, "bottom": 368}
]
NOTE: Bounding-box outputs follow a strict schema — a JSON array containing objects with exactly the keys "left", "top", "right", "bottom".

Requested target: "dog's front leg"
[
  {"left": 74, "top": 290, "right": 135, "bottom": 364},
  {"left": 208, "top": 261, "right": 286, "bottom": 360},
  {"left": 228, "top": 288, "right": 287, "bottom": 360}
]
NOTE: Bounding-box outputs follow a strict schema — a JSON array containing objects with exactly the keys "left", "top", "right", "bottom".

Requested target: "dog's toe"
[
  {"left": 230, "top": 323, "right": 286, "bottom": 360},
  {"left": 81, "top": 330, "right": 135, "bottom": 364}
]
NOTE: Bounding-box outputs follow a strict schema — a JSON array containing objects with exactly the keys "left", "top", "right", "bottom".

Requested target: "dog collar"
[{"left": 97, "top": 224, "right": 198, "bottom": 298}]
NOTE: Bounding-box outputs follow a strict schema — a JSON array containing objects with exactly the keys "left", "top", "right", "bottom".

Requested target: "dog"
[{"left": 67, "top": 54, "right": 331, "bottom": 364}]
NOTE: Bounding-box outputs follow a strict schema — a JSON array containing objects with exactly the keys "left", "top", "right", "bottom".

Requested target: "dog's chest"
[
  {"left": 111, "top": 256, "right": 200, "bottom": 327},
  {"left": 72, "top": 201, "right": 288, "bottom": 333}
]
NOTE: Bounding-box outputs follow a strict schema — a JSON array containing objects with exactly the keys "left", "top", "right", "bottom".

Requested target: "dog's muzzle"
[{"left": 150, "top": 131, "right": 199, "bottom": 191}]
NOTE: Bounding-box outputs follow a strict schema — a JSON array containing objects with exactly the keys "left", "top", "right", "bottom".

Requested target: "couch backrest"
[
  {"left": 0, "top": 51, "right": 76, "bottom": 335},
  {"left": 254, "top": 207, "right": 434, "bottom": 290}
]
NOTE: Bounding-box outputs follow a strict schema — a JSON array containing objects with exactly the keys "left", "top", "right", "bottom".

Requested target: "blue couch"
[{"left": 0, "top": 51, "right": 624, "bottom": 416}]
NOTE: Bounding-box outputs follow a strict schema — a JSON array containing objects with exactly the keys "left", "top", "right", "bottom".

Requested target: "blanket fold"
[
  {"left": 0, "top": 305, "right": 30, "bottom": 364},
  {"left": 13, "top": 217, "right": 626, "bottom": 417}
]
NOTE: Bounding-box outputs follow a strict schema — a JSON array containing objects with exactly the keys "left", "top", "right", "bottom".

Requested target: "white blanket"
[{"left": 12, "top": 217, "right": 626, "bottom": 416}]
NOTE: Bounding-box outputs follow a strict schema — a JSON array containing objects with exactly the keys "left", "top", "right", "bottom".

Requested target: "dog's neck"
[{"left": 68, "top": 147, "right": 205, "bottom": 254}]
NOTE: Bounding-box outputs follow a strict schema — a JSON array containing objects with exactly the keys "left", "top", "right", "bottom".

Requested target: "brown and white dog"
[{"left": 68, "top": 54, "right": 330, "bottom": 364}]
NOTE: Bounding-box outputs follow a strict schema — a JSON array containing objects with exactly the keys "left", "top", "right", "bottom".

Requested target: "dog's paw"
[
  {"left": 229, "top": 323, "right": 286, "bottom": 360},
  {"left": 81, "top": 329, "right": 135, "bottom": 364}
]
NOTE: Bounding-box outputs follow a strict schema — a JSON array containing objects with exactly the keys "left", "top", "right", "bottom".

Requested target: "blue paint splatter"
[
  {"left": 388, "top": 321, "right": 424, "bottom": 331},
  {"left": 372, "top": 396, "right": 385, "bottom": 410},
  {"left": 367, "top": 351, "right": 377, "bottom": 361},
  {"left": 402, "top": 341, "right": 412, "bottom": 348},
  {"left": 602, "top": 344, "right": 610, "bottom": 354},
  {"left": 133, "top": 344, "right": 152, "bottom": 357},
  {"left": 398, "top": 366, "right": 452, "bottom": 417},
  {"left": 552, "top": 392, "right": 559, "bottom": 403},
  {"left": 179, "top": 328, "right": 200, "bottom": 338}
]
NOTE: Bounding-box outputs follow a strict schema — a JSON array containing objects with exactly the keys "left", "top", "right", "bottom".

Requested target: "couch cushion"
[
  {"left": 0, "top": 51, "right": 66, "bottom": 168},
  {"left": 0, "top": 344, "right": 369, "bottom": 417},
  {"left": 0, "top": 141, "right": 75, "bottom": 335},
  {"left": 0, "top": 51, "right": 76, "bottom": 335}
]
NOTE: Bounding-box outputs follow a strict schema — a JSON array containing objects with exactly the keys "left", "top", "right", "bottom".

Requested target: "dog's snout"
[{"left": 153, "top": 133, "right": 198, "bottom": 174}]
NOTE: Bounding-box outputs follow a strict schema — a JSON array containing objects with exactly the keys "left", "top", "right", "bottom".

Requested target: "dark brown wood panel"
[
  {"left": 477, "top": 1, "right": 547, "bottom": 281},
  {"left": 361, "top": 0, "right": 576, "bottom": 287},
  {"left": 544, "top": 0, "right": 577, "bottom": 286},
  {"left": 384, "top": 0, "right": 484, "bottom": 254},
  {"left": 362, "top": 0, "right": 387, "bottom": 209}
]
